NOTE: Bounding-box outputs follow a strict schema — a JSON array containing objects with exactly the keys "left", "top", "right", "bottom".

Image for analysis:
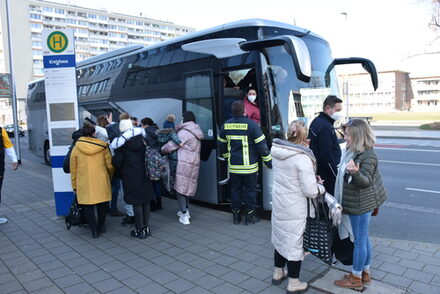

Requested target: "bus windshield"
[{"left": 262, "top": 35, "right": 339, "bottom": 139}]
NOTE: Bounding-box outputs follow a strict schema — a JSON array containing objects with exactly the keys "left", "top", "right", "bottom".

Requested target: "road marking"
[
  {"left": 405, "top": 188, "right": 440, "bottom": 194},
  {"left": 379, "top": 160, "right": 440, "bottom": 167},
  {"left": 384, "top": 201, "right": 440, "bottom": 215},
  {"left": 375, "top": 147, "right": 440, "bottom": 153}
]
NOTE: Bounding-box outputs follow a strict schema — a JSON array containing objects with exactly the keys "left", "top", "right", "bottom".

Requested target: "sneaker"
[
  {"left": 177, "top": 209, "right": 191, "bottom": 219},
  {"left": 0, "top": 217, "right": 8, "bottom": 224},
  {"left": 178, "top": 212, "right": 190, "bottom": 225},
  {"left": 121, "top": 216, "right": 136, "bottom": 226}
]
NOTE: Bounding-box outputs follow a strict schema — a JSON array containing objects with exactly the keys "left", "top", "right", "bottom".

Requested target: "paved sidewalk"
[
  {"left": 0, "top": 156, "right": 439, "bottom": 293},
  {"left": 372, "top": 128, "right": 440, "bottom": 141}
]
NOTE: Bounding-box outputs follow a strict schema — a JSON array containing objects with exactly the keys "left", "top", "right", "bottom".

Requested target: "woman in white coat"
[{"left": 271, "top": 120, "right": 325, "bottom": 294}]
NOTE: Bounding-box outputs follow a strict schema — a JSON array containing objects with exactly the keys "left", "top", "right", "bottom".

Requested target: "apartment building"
[
  {"left": 411, "top": 76, "right": 440, "bottom": 111},
  {"left": 0, "top": 0, "right": 195, "bottom": 125},
  {"left": 337, "top": 70, "right": 414, "bottom": 113}
]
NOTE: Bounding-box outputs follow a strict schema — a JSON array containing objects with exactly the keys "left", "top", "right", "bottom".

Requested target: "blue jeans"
[
  {"left": 111, "top": 177, "right": 121, "bottom": 212},
  {"left": 350, "top": 211, "right": 372, "bottom": 276},
  {"left": 152, "top": 180, "right": 161, "bottom": 201}
]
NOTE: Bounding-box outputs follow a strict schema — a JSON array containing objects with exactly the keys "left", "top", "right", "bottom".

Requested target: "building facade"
[
  {"left": 338, "top": 70, "right": 414, "bottom": 114},
  {"left": 0, "top": 0, "right": 195, "bottom": 125},
  {"left": 410, "top": 76, "right": 440, "bottom": 111}
]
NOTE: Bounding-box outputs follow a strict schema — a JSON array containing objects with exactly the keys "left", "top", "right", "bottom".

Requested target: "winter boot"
[
  {"left": 334, "top": 273, "right": 363, "bottom": 291},
  {"left": 156, "top": 198, "right": 163, "bottom": 210},
  {"left": 272, "top": 267, "right": 287, "bottom": 285},
  {"left": 150, "top": 200, "right": 157, "bottom": 212},
  {"left": 245, "top": 210, "right": 259, "bottom": 225},
  {"left": 344, "top": 270, "right": 371, "bottom": 285},
  {"left": 232, "top": 209, "right": 241, "bottom": 225},
  {"left": 130, "top": 227, "right": 147, "bottom": 239},
  {"left": 178, "top": 211, "right": 190, "bottom": 225},
  {"left": 144, "top": 226, "right": 151, "bottom": 237},
  {"left": 121, "top": 216, "right": 136, "bottom": 226},
  {"left": 91, "top": 226, "right": 99, "bottom": 238},
  {"left": 286, "top": 278, "right": 308, "bottom": 294}
]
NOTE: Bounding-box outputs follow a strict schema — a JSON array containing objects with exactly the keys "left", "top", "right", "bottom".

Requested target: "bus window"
[{"left": 185, "top": 72, "right": 213, "bottom": 140}]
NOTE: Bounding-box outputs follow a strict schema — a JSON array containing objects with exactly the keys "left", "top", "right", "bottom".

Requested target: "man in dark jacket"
[
  {"left": 218, "top": 100, "right": 272, "bottom": 225},
  {"left": 308, "top": 95, "right": 343, "bottom": 195}
]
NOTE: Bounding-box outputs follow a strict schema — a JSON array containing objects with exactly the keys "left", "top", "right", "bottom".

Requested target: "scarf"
[{"left": 335, "top": 148, "right": 355, "bottom": 242}]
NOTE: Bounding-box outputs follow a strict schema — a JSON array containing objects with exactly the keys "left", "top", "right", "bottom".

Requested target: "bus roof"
[{"left": 29, "top": 18, "right": 323, "bottom": 84}]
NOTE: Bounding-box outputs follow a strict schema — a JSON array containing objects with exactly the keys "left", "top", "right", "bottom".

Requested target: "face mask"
[
  {"left": 248, "top": 95, "right": 257, "bottom": 103},
  {"left": 330, "top": 111, "right": 343, "bottom": 121}
]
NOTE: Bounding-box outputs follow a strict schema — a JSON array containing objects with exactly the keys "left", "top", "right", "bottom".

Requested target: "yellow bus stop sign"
[{"left": 47, "top": 31, "right": 68, "bottom": 53}]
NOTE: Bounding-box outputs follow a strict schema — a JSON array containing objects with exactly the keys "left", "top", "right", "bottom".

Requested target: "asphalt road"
[
  {"left": 12, "top": 135, "right": 440, "bottom": 244},
  {"left": 371, "top": 138, "right": 440, "bottom": 244}
]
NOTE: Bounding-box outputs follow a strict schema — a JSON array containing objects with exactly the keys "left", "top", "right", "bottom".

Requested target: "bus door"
[
  {"left": 182, "top": 71, "right": 219, "bottom": 205},
  {"left": 216, "top": 67, "right": 257, "bottom": 203}
]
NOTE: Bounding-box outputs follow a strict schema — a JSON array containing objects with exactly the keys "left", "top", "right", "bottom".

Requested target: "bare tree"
[{"left": 429, "top": 0, "right": 440, "bottom": 32}]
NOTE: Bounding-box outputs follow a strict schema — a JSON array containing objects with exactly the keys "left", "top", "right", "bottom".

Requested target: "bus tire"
[{"left": 44, "top": 140, "right": 51, "bottom": 166}]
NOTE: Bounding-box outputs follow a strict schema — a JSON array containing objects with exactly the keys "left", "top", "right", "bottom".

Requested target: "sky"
[{"left": 50, "top": 0, "right": 439, "bottom": 73}]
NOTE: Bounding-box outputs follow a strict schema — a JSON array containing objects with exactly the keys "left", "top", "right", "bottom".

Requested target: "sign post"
[{"left": 42, "top": 29, "right": 79, "bottom": 216}]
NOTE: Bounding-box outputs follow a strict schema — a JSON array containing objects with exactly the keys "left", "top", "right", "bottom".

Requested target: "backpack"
[
  {"left": 145, "top": 146, "right": 168, "bottom": 180},
  {"left": 65, "top": 196, "right": 86, "bottom": 230}
]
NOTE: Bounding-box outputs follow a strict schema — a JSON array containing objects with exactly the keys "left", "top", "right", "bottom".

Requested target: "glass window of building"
[
  {"left": 55, "top": 9, "right": 64, "bottom": 14},
  {"left": 43, "top": 7, "right": 53, "bottom": 12}
]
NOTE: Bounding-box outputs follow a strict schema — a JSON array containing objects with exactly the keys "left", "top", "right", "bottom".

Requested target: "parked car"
[{"left": 4, "top": 124, "right": 25, "bottom": 137}]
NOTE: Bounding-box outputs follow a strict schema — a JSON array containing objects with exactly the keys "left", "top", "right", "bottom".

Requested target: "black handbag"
[
  {"left": 65, "top": 196, "right": 85, "bottom": 230},
  {"left": 303, "top": 198, "right": 333, "bottom": 265}
]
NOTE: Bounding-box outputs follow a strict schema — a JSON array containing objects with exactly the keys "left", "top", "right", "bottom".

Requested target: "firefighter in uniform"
[
  {"left": 218, "top": 100, "right": 272, "bottom": 225},
  {"left": 0, "top": 126, "right": 19, "bottom": 224}
]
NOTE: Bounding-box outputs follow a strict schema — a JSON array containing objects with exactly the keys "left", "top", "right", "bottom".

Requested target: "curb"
[{"left": 375, "top": 135, "right": 440, "bottom": 141}]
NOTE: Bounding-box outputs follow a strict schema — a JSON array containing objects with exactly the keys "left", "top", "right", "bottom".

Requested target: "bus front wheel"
[{"left": 44, "top": 141, "right": 51, "bottom": 166}]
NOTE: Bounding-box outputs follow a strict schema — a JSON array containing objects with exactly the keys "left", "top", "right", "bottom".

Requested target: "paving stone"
[
  {"left": 220, "top": 270, "right": 251, "bottom": 284},
  {"left": 29, "top": 285, "right": 64, "bottom": 294},
  {"left": 134, "top": 282, "right": 169, "bottom": 294},
  {"left": 206, "top": 264, "right": 230, "bottom": 277},
  {"left": 53, "top": 274, "right": 84, "bottom": 288},
  {"left": 181, "top": 286, "right": 214, "bottom": 294},
  {"left": 44, "top": 267, "right": 74, "bottom": 280},
  {"left": 193, "top": 274, "right": 224, "bottom": 289},
  {"left": 393, "top": 249, "right": 419, "bottom": 260},
  {"left": 94, "top": 278, "right": 125, "bottom": 293},
  {"left": 211, "top": 282, "right": 243, "bottom": 294},
  {"left": 238, "top": 277, "right": 269, "bottom": 293},
  {"left": 397, "top": 258, "right": 425, "bottom": 271},
  {"left": 375, "top": 253, "right": 401, "bottom": 264},
  {"left": 423, "top": 264, "right": 440, "bottom": 275},
  {"left": 14, "top": 269, "right": 45, "bottom": 283},
  {"left": 63, "top": 282, "right": 96, "bottom": 294},
  {"left": 382, "top": 273, "right": 413, "bottom": 287},
  {"left": 81, "top": 270, "right": 112, "bottom": 284},
  {"left": 403, "top": 268, "right": 434, "bottom": 283},
  {"left": 164, "top": 278, "right": 197, "bottom": 293},
  {"left": 379, "top": 262, "right": 407, "bottom": 276},
  {"left": 177, "top": 268, "right": 207, "bottom": 280},
  {"left": 0, "top": 280, "right": 24, "bottom": 293},
  {"left": 431, "top": 275, "right": 440, "bottom": 286},
  {"left": 111, "top": 267, "right": 141, "bottom": 280},
  {"left": 105, "top": 287, "right": 138, "bottom": 294},
  {"left": 121, "top": 274, "right": 153, "bottom": 289},
  {"left": 149, "top": 271, "right": 179, "bottom": 284},
  {"left": 409, "top": 281, "right": 440, "bottom": 294}
]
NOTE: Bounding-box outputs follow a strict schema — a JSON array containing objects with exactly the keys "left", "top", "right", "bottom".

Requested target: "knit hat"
[{"left": 119, "top": 119, "right": 133, "bottom": 133}]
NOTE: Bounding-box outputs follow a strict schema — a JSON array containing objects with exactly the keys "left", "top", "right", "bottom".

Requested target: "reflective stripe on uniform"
[
  {"left": 224, "top": 123, "right": 248, "bottom": 130},
  {"left": 254, "top": 134, "right": 265, "bottom": 144},
  {"left": 261, "top": 154, "right": 272, "bottom": 162},
  {"left": 217, "top": 135, "right": 227, "bottom": 143}
]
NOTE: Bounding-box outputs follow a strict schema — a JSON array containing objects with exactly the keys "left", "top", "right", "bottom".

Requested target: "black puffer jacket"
[
  {"left": 112, "top": 134, "right": 153, "bottom": 205},
  {"left": 145, "top": 124, "right": 160, "bottom": 150},
  {"left": 341, "top": 149, "right": 387, "bottom": 215}
]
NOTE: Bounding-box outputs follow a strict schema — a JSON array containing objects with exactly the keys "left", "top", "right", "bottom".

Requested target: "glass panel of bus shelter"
[{"left": 263, "top": 37, "right": 339, "bottom": 139}]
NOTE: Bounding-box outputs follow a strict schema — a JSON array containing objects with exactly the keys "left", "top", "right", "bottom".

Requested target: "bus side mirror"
[
  {"left": 325, "top": 57, "right": 378, "bottom": 91},
  {"left": 181, "top": 38, "right": 248, "bottom": 58},
  {"left": 239, "top": 35, "right": 311, "bottom": 83}
]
